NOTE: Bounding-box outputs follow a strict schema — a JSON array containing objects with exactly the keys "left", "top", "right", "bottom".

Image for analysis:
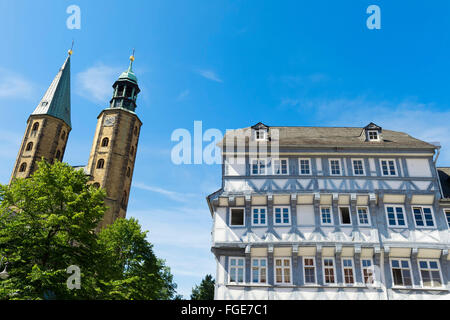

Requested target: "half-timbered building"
[{"left": 207, "top": 122, "right": 450, "bottom": 299}]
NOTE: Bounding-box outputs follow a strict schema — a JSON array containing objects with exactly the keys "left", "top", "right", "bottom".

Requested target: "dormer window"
[
  {"left": 364, "top": 122, "right": 382, "bottom": 142},
  {"left": 368, "top": 130, "right": 379, "bottom": 141},
  {"left": 251, "top": 122, "right": 269, "bottom": 141},
  {"left": 255, "top": 129, "right": 266, "bottom": 141}
]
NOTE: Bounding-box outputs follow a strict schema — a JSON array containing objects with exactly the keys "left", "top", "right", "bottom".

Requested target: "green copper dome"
[
  {"left": 119, "top": 68, "right": 137, "bottom": 83},
  {"left": 118, "top": 58, "right": 137, "bottom": 83}
]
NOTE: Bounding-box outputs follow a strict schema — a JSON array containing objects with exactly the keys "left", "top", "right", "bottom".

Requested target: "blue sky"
[{"left": 1, "top": 0, "right": 450, "bottom": 298}]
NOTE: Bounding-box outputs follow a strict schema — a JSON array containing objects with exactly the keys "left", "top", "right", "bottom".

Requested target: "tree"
[
  {"left": 190, "top": 274, "right": 215, "bottom": 300},
  {"left": 95, "top": 218, "right": 178, "bottom": 300},
  {"left": 0, "top": 160, "right": 106, "bottom": 299},
  {"left": 0, "top": 160, "right": 178, "bottom": 300}
]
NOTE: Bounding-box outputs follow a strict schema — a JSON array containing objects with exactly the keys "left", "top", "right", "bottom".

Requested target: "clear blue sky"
[{"left": 1, "top": 0, "right": 450, "bottom": 298}]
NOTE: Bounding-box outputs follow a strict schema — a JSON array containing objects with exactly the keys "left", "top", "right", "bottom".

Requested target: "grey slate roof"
[
  {"left": 220, "top": 124, "right": 437, "bottom": 150},
  {"left": 438, "top": 167, "right": 450, "bottom": 199},
  {"left": 32, "top": 56, "right": 71, "bottom": 128}
]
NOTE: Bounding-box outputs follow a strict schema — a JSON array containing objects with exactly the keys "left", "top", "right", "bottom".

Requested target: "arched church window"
[
  {"left": 56, "top": 150, "right": 61, "bottom": 161},
  {"left": 26, "top": 142, "right": 33, "bottom": 151},
  {"left": 61, "top": 131, "right": 66, "bottom": 140},
  {"left": 32, "top": 122, "right": 39, "bottom": 132},
  {"left": 126, "top": 167, "right": 131, "bottom": 177},
  {"left": 102, "top": 137, "right": 109, "bottom": 147},
  {"left": 134, "top": 126, "right": 138, "bottom": 136},
  {"left": 19, "top": 162, "right": 27, "bottom": 172},
  {"left": 97, "top": 159, "right": 105, "bottom": 169},
  {"left": 130, "top": 146, "right": 134, "bottom": 157}
]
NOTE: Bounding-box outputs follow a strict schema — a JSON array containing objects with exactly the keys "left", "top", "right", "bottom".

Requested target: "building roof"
[
  {"left": 32, "top": 55, "right": 71, "bottom": 128},
  {"left": 118, "top": 59, "right": 138, "bottom": 84},
  {"left": 220, "top": 123, "right": 437, "bottom": 150},
  {"left": 438, "top": 167, "right": 450, "bottom": 199}
]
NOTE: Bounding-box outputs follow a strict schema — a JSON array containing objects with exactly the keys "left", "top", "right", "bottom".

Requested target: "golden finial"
[
  {"left": 129, "top": 48, "right": 135, "bottom": 62},
  {"left": 68, "top": 40, "right": 74, "bottom": 56}
]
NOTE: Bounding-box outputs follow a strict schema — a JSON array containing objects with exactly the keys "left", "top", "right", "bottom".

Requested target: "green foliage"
[
  {"left": 0, "top": 160, "right": 177, "bottom": 300},
  {"left": 190, "top": 274, "right": 215, "bottom": 300},
  {"left": 95, "top": 218, "right": 177, "bottom": 299}
]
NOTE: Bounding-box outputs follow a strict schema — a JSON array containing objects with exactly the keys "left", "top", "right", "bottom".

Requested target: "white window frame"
[
  {"left": 273, "top": 206, "right": 291, "bottom": 226},
  {"left": 367, "top": 130, "right": 380, "bottom": 141},
  {"left": 352, "top": 158, "right": 365, "bottom": 176},
  {"left": 390, "top": 258, "right": 413, "bottom": 288},
  {"left": 274, "top": 257, "right": 292, "bottom": 285},
  {"left": 229, "top": 207, "right": 245, "bottom": 227},
  {"left": 361, "top": 258, "right": 375, "bottom": 285},
  {"left": 251, "top": 258, "right": 267, "bottom": 284},
  {"left": 338, "top": 206, "right": 352, "bottom": 226},
  {"left": 254, "top": 129, "right": 267, "bottom": 141},
  {"left": 412, "top": 206, "right": 435, "bottom": 228},
  {"left": 251, "top": 206, "right": 267, "bottom": 226},
  {"left": 329, "top": 158, "right": 342, "bottom": 176},
  {"left": 250, "top": 158, "right": 267, "bottom": 175},
  {"left": 320, "top": 206, "right": 334, "bottom": 226},
  {"left": 303, "top": 257, "right": 317, "bottom": 285},
  {"left": 229, "top": 257, "right": 245, "bottom": 284},
  {"left": 322, "top": 257, "right": 336, "bottom": 285},
  {"left": 357, "top": 206, "right": 371, "bottom": 226},
  {"left": 380, "top": 159, "right": 398, "bottom": 176},
  {"left": 385, "top": 205, "right": 408, "bottom": 228},
  {"left": 341, "top": 257, "right": 355, "bottom": 285},
  {"left": 445, "top": 210, "right": 450, "bottom": 229},
  {"left": 272, "top": 158, "right": 289, "bottom": 175},
  {"left": 417, "top": 259, "right": 444, "bottom": 288},
  {"left": 298, "top": 158, "right": 311, "bottom": 175}
]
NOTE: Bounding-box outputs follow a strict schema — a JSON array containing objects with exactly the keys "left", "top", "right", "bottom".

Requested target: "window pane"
[
  {"left": 238, "top": 268, "right": 244, "bottom": 282},
  {"left": 421, "top": 270, "right": 432, "bottom": 287},
  {"left": 402, "top": 270, "right": 412, "bottom": 286},
  {"left": 230, "top": 269, "right": 236, "bottom": 282},
  {"left": 392, "top": 268, "right": 403, "bottom": 285},
  {"left": 431, "top": 271, "right": 441, "bottom": 286},
  {"left": 231, "top": 209, "right": 244, "bottom": 225},
  {"left": 340, "top": 207, "right": 351, "bottom": 224}
]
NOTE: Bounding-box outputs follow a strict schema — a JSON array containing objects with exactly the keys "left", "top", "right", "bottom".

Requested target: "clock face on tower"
[{"left": 104, "top": 115, "right": 116, "bottom": 127}]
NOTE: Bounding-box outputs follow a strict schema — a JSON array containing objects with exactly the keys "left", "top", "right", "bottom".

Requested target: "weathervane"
[
  {"left": 68, "top": 40, "right": 74, "bottom": 56},
  {"left": 129, "top": 48, "right": 135, "bottom": 70}
]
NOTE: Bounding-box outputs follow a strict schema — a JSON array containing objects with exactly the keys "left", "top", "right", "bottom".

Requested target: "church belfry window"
[
  {"left": 125, "top": 86, "right": 132, "bottom": 98},
  {"left": 26, "top": 142, "right": 33, "bottom": 151},
  {"left": 19, "top": 162, "right": 27, "bottom": 172},
  {"left": 32, "top": 122, "right": 39, "bottom": 132},
  {"left": 97, "top": 159, "right": 105, "bottom": 169},
  {"left": 101, "top": 137, "right": 109, "bottom": 147},
  {"left": 117, "top": 85, "right": 124, "bottom": 97}
]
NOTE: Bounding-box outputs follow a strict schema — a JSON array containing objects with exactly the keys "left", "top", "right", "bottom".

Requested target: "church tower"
[
  {"left": 86, "top": 53, "right": 142, "bottom": 228},
  {"left": 10, "top": 51, "right": 72, "bottom": 182}
]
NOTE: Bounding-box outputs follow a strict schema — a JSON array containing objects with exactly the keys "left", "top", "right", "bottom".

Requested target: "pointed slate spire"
[{"left": 32, "top": 53, "right": 71, "bottom": 128}]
